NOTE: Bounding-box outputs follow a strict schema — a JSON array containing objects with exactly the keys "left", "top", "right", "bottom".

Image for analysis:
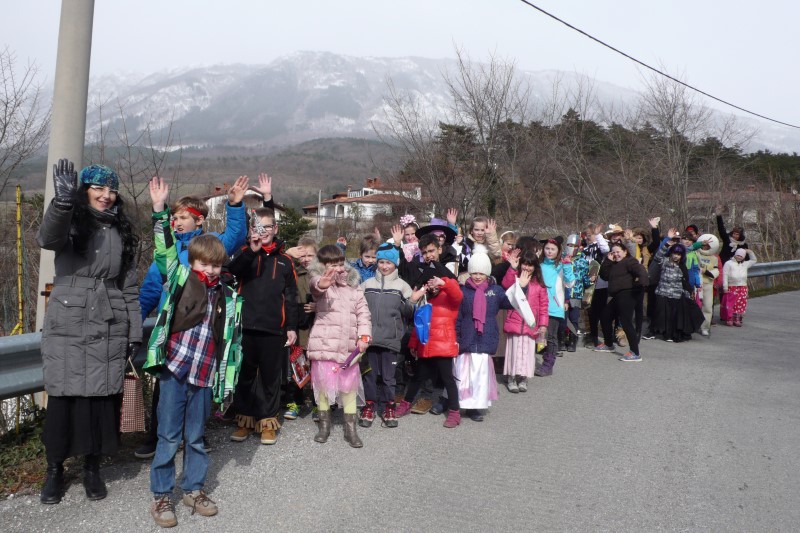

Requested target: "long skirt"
[
  {"left": 652, "top": 295, "right": 705, "bottom": 342},
  {"left": 310, "top": 360, "right": 365, "bottom": 407},
  {"left": 42, "top": 394, "right": 122, "bottom": 463},
  {"left": 455, "top": 352, "right": 498, "bottom": 409},
  {"left": 503, "top": 334, "right": 537, "bottom": 378},
  {"left": 729, "top": 285, "right": 749, "bottom": 314}
]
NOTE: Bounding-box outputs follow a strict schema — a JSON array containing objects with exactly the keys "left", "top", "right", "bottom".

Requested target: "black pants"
[
  {"left": 644, "top": 285, "right": 657, "bottom": 333},
  {"left": 634, "top": 289, "right": 644, "bottom": 338},
  {"left": 602, "top": 290, "right": 640, "bottom": 355},
  {"left": 363, "top": 347, "right": 399, "bottom": 408},
  {"left": 233, "top": 331, "right": 286, "bottom": 420},
  {"left": 588, "top": 287, "right": 608, "bottom": 343},
  {"left": 43, "top": 395, "right": 121, "bottom": 463},
  {"left": 403, "top": 357, "right": 459, "bottom": 412}
]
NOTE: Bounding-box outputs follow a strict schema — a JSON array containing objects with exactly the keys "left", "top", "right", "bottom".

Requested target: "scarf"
[
  {"left": 192, "top": 270, "right": 219, "bottom": 287},
  {"left": 261, "top": 242, "right": 277, "bottom": 254},
  {"left": 466, "top": 277, "right": 489, "bottom": 335}
]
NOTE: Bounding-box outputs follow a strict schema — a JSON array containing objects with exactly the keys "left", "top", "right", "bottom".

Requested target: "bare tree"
[
  {"left": 379, "top": 48, "right": 534, "bottom": 226},
  {"left": 637, "top": 69, "right": 713, "bottom": 224},
  {"left": 0, "top": 47, "right": 50, "bottom": 199}
]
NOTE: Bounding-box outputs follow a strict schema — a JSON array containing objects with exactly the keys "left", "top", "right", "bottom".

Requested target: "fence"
[{"left": 1, "top": 261, "right": 799, "bottom": 400}]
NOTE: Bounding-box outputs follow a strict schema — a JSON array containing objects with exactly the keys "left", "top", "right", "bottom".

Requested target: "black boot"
[
  {"left": 566, "top": 332, "right": 577, "bottom": 352},
  {"left": 83, "top": 454, "right": 107, "bottom": 501},
  {"left": 40, "top": 462, "right": 64, "bottom": 504}
]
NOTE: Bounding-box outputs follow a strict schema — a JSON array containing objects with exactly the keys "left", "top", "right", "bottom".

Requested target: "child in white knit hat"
[{"left": 453, "top": 253, "right": 513, "bottom": 421}]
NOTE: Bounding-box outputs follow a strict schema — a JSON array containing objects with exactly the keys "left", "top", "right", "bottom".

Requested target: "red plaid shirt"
[{"left": 165, "top": 286, "right": 219, "bottom": 387}]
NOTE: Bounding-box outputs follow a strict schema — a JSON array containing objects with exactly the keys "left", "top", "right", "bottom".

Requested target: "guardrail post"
[{"left": 765, "top": 275, "right": 773, "bottom": 289}]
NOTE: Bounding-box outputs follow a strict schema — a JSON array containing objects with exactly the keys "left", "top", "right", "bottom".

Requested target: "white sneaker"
[
  {"left": 507, "top": 379, "right": 519, "bottom": 393},
  {"left": 700, "top": 329, "right": 709, "bottom": 337}
]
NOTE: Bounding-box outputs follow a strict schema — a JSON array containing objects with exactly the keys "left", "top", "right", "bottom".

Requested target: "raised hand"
[
  {"left": 227, "top": 175, "right": 249, "bottom": 205},
  {"left": 336, "top": 236, "right": 347, "bottom": 247},
  {"left": 52, "top": 158, "right": 78, "bottom": 209},
  {"left": 427, "top": 276, "right": 445, "bottom": 289},
  {"left": 373, "top": 226, "right": 381, "bottom": 242},
  {"left": 508, "top": 248, "right": 521, "bottom": 269},
  {"left": 249, "top": 232, "right": 262, "bottom": 252},
  {"left": 648, "top": 217, "right": 660, "bottom": 229},
  {"left": 317, "top": 266, "right": 338, "bottom": 289},
  {"left": 253, "top": 172, "right": 272, "bottom": 201},
  {"left": 446, "top": 208, "right": 458, "bottom": 226},
  {"left": 667, "top": 227, "right": 678, "bottom": 239},
  {"left": 285, "top": 246, "right": 304, "bottom": 259},
  {"left": 391, "top": 224, "right": 403, "bottom": 244},
  {"left": 149, "top": 176, "right": 170, "bottom": 212},
  {"left": 486, "top": 218, "right": 497, "bottom": 235},
  {"left": 410, "top": 286, "right": 427, "bottom": 304},
  {"left": 518, "top": 268, "right": 531, "bottom": 288},
  {"left": 624, "top": 228, "right": 633, "bottom": 240}
]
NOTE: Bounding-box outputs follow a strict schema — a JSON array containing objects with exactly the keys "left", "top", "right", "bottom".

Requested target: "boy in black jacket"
[{"left": 227, "top": 207, "right": 298, "bottom": 445}]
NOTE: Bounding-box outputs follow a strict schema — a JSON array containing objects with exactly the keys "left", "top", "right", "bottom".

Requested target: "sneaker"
[
  {"left": 135, "top": 439, "right": 157, "bottom": 459},
  {"left": 382, "top": 403, "right": 398, "bottom": 428},
  {"left": 396, "top": 400, "right": 412, "bottom": 417},
  {"left": 429, "top": 400, "right": 446, "bottom": 416},
  {"left": 283, "top": 402, "right": 300, "bottom": 420},
  {"left": 507, "top": 379, "right": 519, "bottom": 393},
  {"left": 359, "top": 402, "right": 375, "bottom": 428},
  {"left": 619, "top": 352, "right": 642, "bottom": 362},
  {"left": 182, "top": 489, "right": 217, "bottom": 517},
  {"left": 700, "top": 328, "right": 710, "bottom": 337},
  {"left": 593, "top": 343, "right": 614, "bottom": 352},
  {"left": 517, "top": 379, "right": 528, "bottom": 393},
  {"left": 410, "top": 398, "right": 433, "bottom": 414},
  {"left": 641, "top": 331, "right": 655, "bottom": 340},
  {"left": 151, "top": 495, "right": 177, "bottom": 528},
  {"left": 666, "top": 338, "right": 674, "bottom": 342}
]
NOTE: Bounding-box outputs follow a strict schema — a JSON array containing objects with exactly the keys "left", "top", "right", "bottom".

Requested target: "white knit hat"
[
  {"left": 468, "top": 253, "right": 492, "bottom": 276},
  {"left": 734, "top": 248, "right": 747, "bottom": 259}
]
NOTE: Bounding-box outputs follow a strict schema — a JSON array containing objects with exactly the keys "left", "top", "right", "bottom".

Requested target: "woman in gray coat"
[{"left": 37, "top": 159, "right": 142, "bottom": 505}]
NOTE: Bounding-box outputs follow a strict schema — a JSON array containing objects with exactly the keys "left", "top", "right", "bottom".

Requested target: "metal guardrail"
[
  {"left": 1, "top": 260, "right": 799, "bottom": 400},
  {"left": 0, "top": 319, "right": 154, "bottom": 401}
]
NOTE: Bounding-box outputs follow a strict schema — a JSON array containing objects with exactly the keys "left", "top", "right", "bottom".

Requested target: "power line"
[{"left": 517, "top": 0, "right": 800, "bottom": 129}]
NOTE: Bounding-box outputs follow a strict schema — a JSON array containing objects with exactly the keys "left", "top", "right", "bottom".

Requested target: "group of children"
[{"left": 135, "top": 175, "right": 757, "bottom": 527}]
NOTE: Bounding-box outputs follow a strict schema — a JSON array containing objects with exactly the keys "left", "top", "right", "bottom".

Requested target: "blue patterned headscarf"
[{"left": 80, "top": 165, "right": 119, "bottom": 192}]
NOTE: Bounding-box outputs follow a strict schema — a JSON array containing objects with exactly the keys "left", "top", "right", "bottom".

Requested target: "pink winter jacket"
[
  {"left": 307, "top": 262, "right": 372, "bottom": 364},
  {"left": 501, "top": 267, "right": 549, "bottom": 337}
]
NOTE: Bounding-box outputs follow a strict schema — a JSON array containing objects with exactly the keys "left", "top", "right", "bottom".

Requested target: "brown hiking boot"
[
  {"left": 151, "top": 495, "right": 178, "bottom": 528},
  {"left": 260, "top": 427, "right": 278, "bottom": 445},
  {"left": 230, "top": 426, "right": 250, "bottom": 442},
  {"left": 182, "top": 489, "right": 217, "bottom": 517},
  {"left": 410, "top": 398, "right": 433, "bottom": 414}
]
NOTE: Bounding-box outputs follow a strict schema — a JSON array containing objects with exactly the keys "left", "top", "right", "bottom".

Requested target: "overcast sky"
[{"left": 5, "top": 0, "right": 800, "bottom": 129}]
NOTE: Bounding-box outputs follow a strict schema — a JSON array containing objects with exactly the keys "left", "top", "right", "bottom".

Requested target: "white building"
[{"left": 303, "top": 177, "right": 424, "bottom": 225}]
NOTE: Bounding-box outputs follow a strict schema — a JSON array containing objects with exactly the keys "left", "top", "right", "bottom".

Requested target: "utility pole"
[{"left": 35, "top": 0, "right": 96, "bottom": 331}]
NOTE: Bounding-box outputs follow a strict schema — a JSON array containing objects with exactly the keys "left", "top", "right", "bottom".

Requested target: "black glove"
[
  {"left": 126, "top": 342, "right": 142, "bottom": 363},
  {"left": 52, "top": 158, "right": 78, "bottom": 209}
]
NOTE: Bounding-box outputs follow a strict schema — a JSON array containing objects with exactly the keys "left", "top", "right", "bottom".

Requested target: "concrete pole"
[{"left": 35, "top": 0, "right": 95, "bottom": 331}]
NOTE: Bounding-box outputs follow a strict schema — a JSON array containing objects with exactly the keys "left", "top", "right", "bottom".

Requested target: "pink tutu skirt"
[{"left": 310, "top": 360, "right": 365, "bottom": 407}]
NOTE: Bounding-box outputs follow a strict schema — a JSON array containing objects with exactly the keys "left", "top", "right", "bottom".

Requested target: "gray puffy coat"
[
  {"left": 37, "top": 203, "right": 142, "bottom": 397},
  {"left": 361, "top": 269, "right": 414, "bottom": 353}
]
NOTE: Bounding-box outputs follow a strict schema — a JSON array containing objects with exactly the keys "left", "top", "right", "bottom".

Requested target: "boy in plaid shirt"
[{"left": 144, "top": 178, "right": 243, "bottom": 528}]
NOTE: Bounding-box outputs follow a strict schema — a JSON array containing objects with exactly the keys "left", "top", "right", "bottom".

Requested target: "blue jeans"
[{"left": 150, "top": 370, "right": 211, "bottom": 495}]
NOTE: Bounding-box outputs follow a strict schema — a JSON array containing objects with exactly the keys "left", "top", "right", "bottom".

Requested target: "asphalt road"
[{"left": 2, "top": 291, "right": 798, "bottom": 532}]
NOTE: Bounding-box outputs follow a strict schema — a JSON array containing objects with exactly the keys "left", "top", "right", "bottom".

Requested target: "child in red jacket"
[{"left": 396, "top": 262, "right": 464, "bottom": 428}]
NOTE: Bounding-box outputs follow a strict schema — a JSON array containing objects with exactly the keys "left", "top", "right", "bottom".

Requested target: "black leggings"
[
  {"left": 403, "top": 357, "right": 459, "bottom": 412},
  {"left": 588, "top": 288, "right": 608, "bottom": 342},
  {"left": 602, "top": 290, "right": 640, "bottom": 355}
]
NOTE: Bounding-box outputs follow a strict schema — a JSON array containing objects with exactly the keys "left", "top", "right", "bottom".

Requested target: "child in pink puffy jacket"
[
  {"left": 501, "top": 250, "right": 549, "bottom": 392},
  {"left": 307, "top": 244, "right": 372, "bottom": 448}
]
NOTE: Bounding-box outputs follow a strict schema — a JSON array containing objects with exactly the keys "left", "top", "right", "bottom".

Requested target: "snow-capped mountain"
[{"left": 66, "top": 51, "right": 799, "bottom": 153}]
